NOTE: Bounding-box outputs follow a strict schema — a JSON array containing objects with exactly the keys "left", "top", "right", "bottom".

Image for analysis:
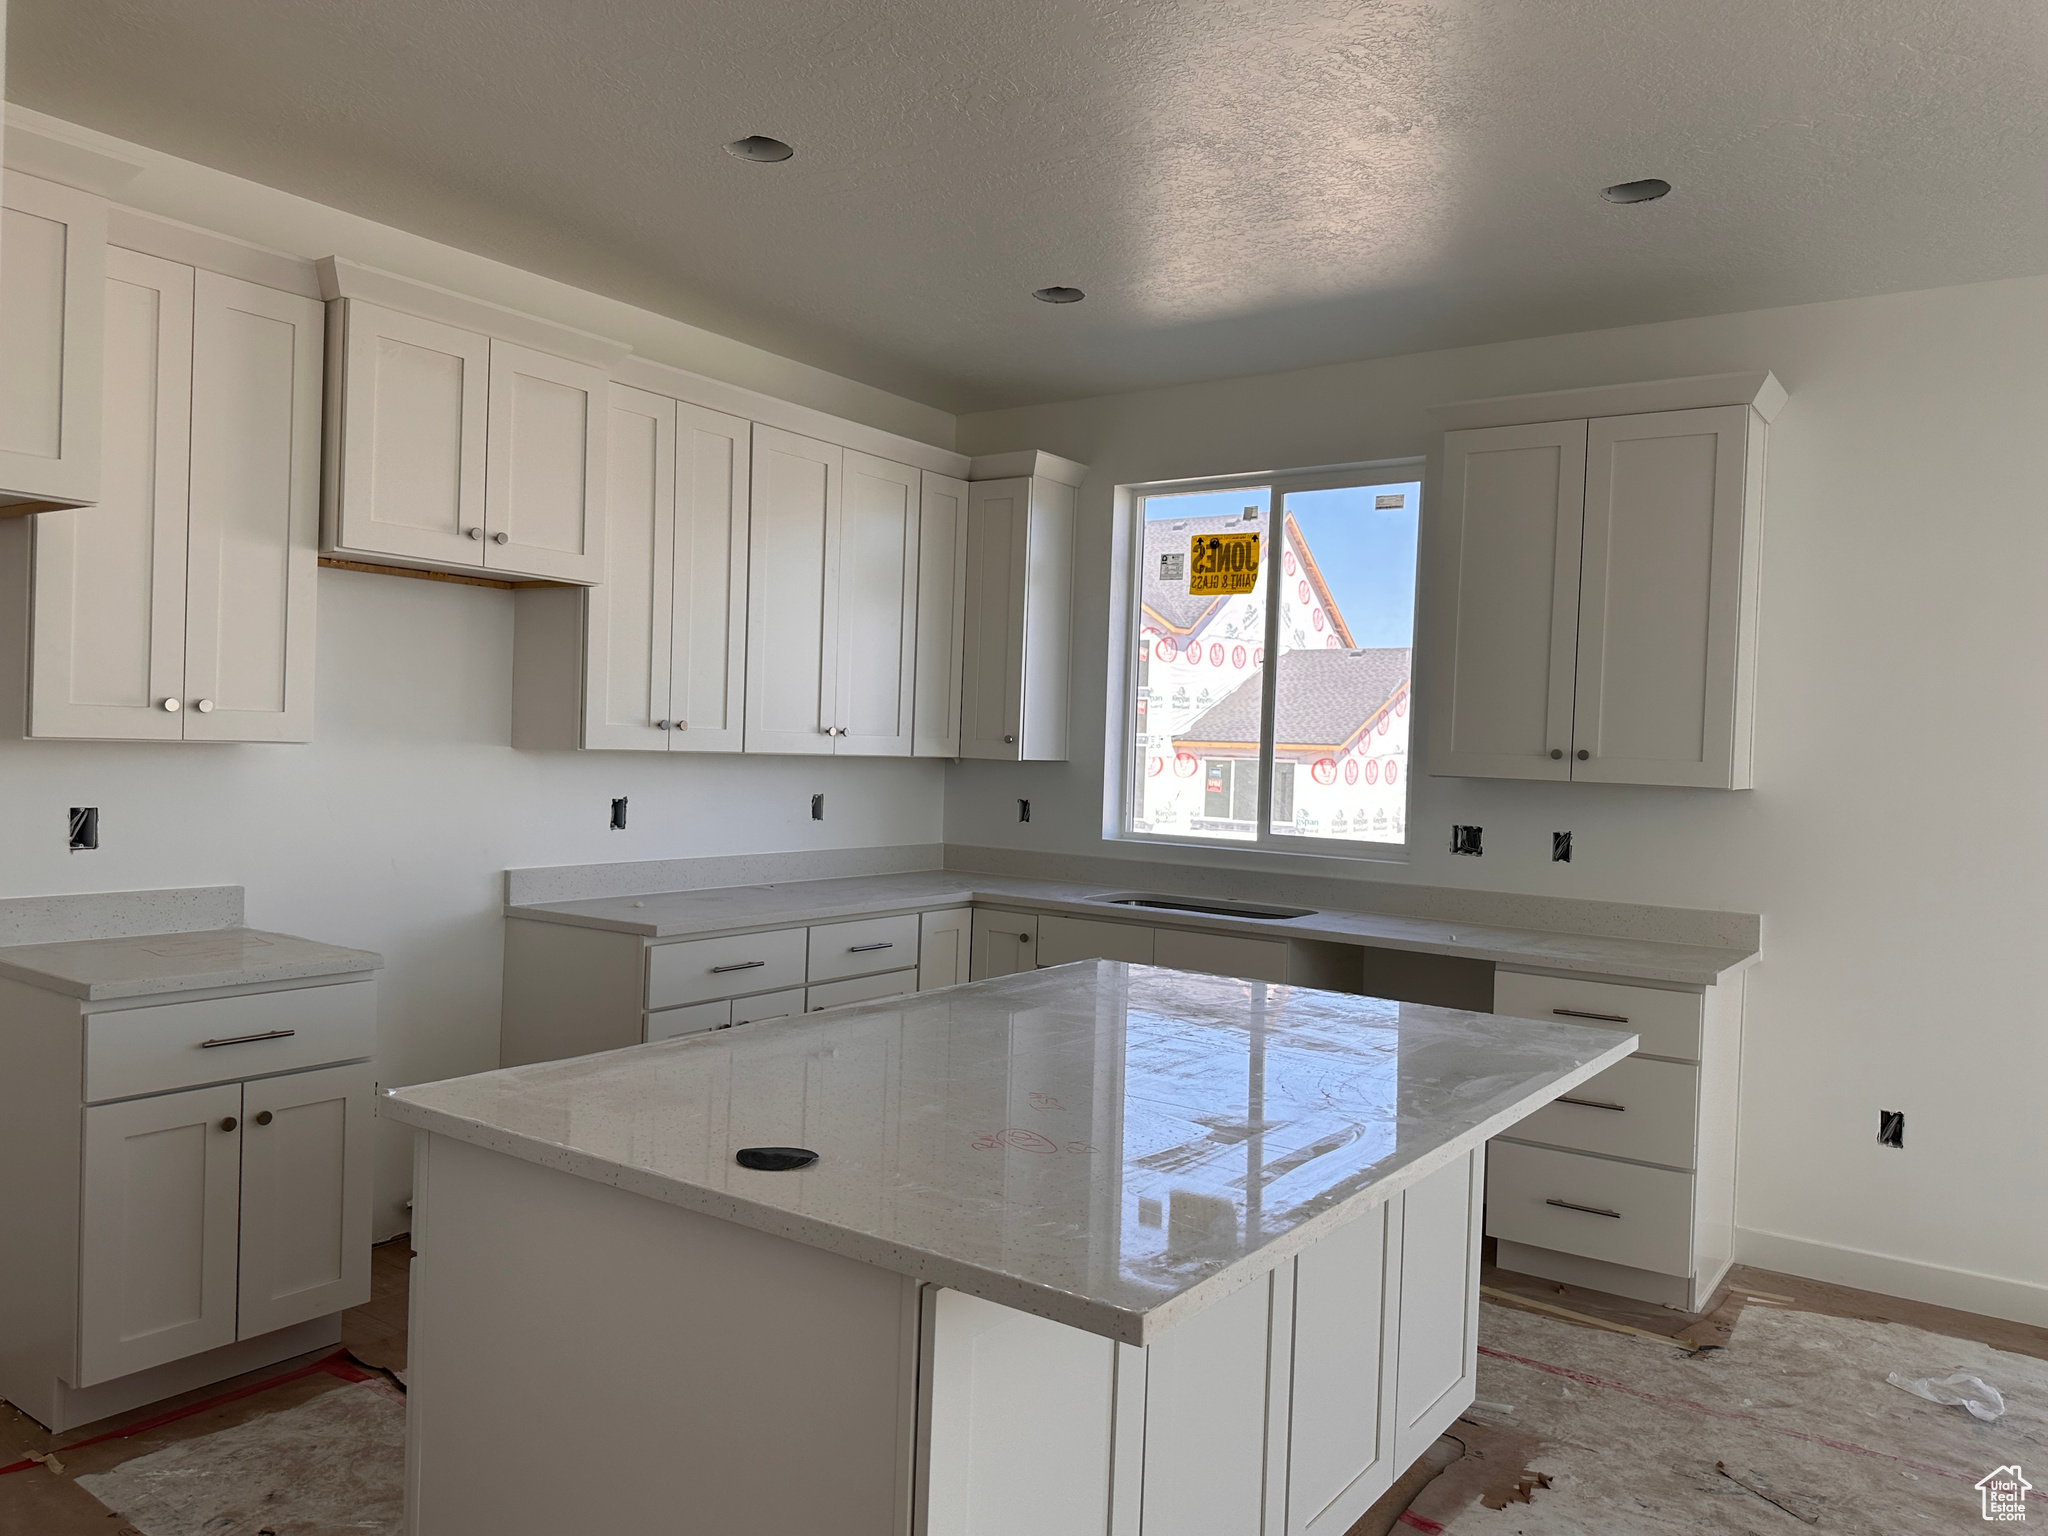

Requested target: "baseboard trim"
[{"left": 1735, "top": 1227, "right": 2048, "bottom": 1329}]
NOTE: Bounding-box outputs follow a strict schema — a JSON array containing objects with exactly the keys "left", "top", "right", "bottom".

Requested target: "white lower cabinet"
[
  {"left": 916, "top": 1148, "right": 1482, "bottom": 1535},
  {"left": 917, "top": 909, "right": 973, "bottom": 990},
  {"left": 969, "top": 909, "right": 1038, "bottom": 979},
  {"left": 808, "top": 969, "right": 918, "bottom": 1012},
  {"left": 236, "top": 1061, "right": 374, "bottom": 1338}
]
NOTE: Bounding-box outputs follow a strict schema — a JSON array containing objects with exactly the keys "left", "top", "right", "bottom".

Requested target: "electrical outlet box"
[
  {"left": 1552, "top": 831, "right": 1573, "bottom": 863},
  {"left": 811, "top": 793, "right": 825, "bottom": 821},
  {"left": 1878, "top": 1110, "right": 1904, "bottom": 1148},
  {"left": 69, "top": 807, "right": 99, "bottom": 852},
  {"left": 1450, "top": 825, "right": 1483, "bottom": 857},
  {"left": 609, "top": 797, "right": 628, "bottom": 830},
  {"left": 1018, "top": 799, "right": 1031, "bottom": 823}
]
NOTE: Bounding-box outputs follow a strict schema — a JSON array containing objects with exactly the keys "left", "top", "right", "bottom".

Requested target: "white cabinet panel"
[
  {"left": 182, "top": 271, "right": 323, "bottom": 743},
  {"left": 970, "top": 910, "right": 1038, "bottom": 979},
  {"left": 1492, "top": 970, "right": 1702, "bottom": 1062},
  {"left": 744, "top": 426, "right": 840, "bottom": 754},
  {"left": 646, "top": 927, "right": 809, "bottom": 1010},
  {"left": 1573, "top": 406, "right": 1756, "bottom": 787},
  {"left": 28, "top": 247, "right": 192, "bottom": 740},
  {"left": 1152, "top": 928, "right": 1288, "bottom": 984},
  {"left": 1485, "top": 1141, "right": 1694, "bottom": 1277},
  {"left": 77, "top": 1082, "right": 243, "bottom": 1387},
  {"left": 808, "top": 913, "right": 921, "bottom": 983},
  {"left": 728, "top": 987, "right": 806, "bottom": 1027},
  {"left": 237, "top": 1062, "right": 373, "bottom": 1338},
  {"left": 582, "top": 385, "right": 675, "bottom": 752},
  {"left": 960, "top": 475, "right": 1075, "bottom": 761},
  {"left": 668, "top": 403, "right": 751, "bottom": 752},
  {"left": 835, "top": 451, "right": 919, "bottom": 756},
  {"left": 1506, "top": 1056, "right": 1699, "bottom": 1169},
  {"left": 917, "top": 908, "right": 973, "bottom": 991},
  {"left": 1140, "top": 1268, "right": 1274, "bottom": 1535},
  {"left": 85, "top": 979, "right": 376, "bottom": 1104},
  {"left": 0, "top": 172, "right": 106, "bottom": 508},
  {"left": 484, "top": 340, "right": 607, "bottom": 583},
  {"left": 1037, "top": 915, "right": 1154, "bottom": 967},
  {"left": 913, "top": 472, "right": 970, "bottom": 757},
  {"left": 1427, "top": 420, "right": 1586, "bottom": 781},
  {"left": 1392, "top": 1149, "right": 1482, "bottom": 1470},
  {"left": 1287, "top": 1204, "right": 1395, "bottom": 1535},
  {"left": 806, "top": 968, "right": 917, "bottom": 1012},
  {"left": 330, "top": 301, "right": 489, "bottom": 568},
  {"left": 646, "top": 998, "right": 729, "bottom": 1042}
]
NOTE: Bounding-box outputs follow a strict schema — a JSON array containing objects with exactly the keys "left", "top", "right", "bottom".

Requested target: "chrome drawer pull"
[
  {"left": 1545, "top": 1198, "right": 1622, "bottom": 1219},
  {"left": 199, "top": 1028, "right": 297, "bottom": 1049},
  {"left": 710, "top": 960, "right": 767, "bottom": 974},
  {"left": 848, "top": 942, "right": 895, "bottom": 953},
  {"left": 1552, "top": 1007, "right": 1630, "bottom": 1024},
  {"left": 1557, "top": 1095, "right": 1626, "bottom": 1112}
]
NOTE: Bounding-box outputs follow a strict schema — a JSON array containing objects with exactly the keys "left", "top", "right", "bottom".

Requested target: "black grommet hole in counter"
[{"left": 735, "top": 1146, "right": 819, "bottom": 1172}]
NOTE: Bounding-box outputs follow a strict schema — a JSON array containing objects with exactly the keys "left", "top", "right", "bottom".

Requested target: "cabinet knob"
[
  {"left": 1020, "top": 933, "right": 1032, "bottom": 944},
  {"left": 655, "top": 719, "right": 670, "bottom": 730},
  {"left": 1004, "top": 734, "right": 1016, "bottom": 745},
  {"left": 492, "top": 531, "right": 510, "bottom": 545},
  {"left": 161, "top": 698, "right": 182, "bottom": 713},
  {"left": 673, "top": 720, "right": 687, "bottom": 731},
  {"left": 219, "top": 1116, "right": 238, "bottom": 1133},
  {"left": 466, "top": 527, "right": 484, "bottom": 540},
  {"left": 1576, "top": 749, "right": 1590, "bottom": 761},
  {"left": 195, "top": 699, "right": 215, "bottom": 714},
  {"left": 1549, "top": 748, "right": 1563, "bottom": 760},
  {"left": 254, "top": 1110, "right": 274, "bottom": 1126}
]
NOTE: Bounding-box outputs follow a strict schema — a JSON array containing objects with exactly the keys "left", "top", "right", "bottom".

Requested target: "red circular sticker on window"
[
  {"left": 1343, "top": 760, "right": 1358, "bottom": 786},
  {"left": 1174, "top": 751, "right": 1198, "bottom": 778},
  {"left": 1325, "top": 635, "right": 1340, "bottom": 648},
  {"left": 1311, "top": 758, "right": 1337, "bottom": 785},
  {"left": 1311, "top": 609, "right": 1325, "bottom": 632},
  {"left": 1284, "top": 550, "right": 1297, "bottom": 576},
  {"left": 1156, "top": 636, "right": 1178, "bottom": 661},
  {"left": 1253, "top": 646, "right": 1265, "bottom": 665},
  {"left": 1231, "top": 645, "right": 1246, "bottom": 668},
  {"left": 1148, "top": 755, "right": 1164, "bottom": 777},
  {"left": 1209, "top": 643, "right": 1225, "bottom": 666},
  {"left": 1395, "top": 695, "right": 1407, "bottom": 717},
  {"left": 1385, "top": 761, "right": 1399, "bottom": 784},
  {"left": 1364, "top": 759, "right": 1380, "bottom": 785},
  {"left": 1297, "top": 580, "right": 1310, "bottom": 604},
  {"left": 1377, "top": 714, "right": 1390, "bottom": 734}
]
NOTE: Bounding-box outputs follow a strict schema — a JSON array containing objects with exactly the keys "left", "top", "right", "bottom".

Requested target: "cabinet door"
[
  {"left": 1426, "top": 421, "right": 1586, "bottom": 780},
  {"left": 833, "top": 452, "right": 919, "bottom": 755},
  {"left": 913, "top": 472, "right": 970, "bottom": 757},
  {"left": 237, "top": 1062, "right": 373, "bottom": 1339},
  {"left": 182, "top": 272, "right": 324, "bottom": 743},
  {"left": 1037, "top": 915, "right": 1155, "bottom": 967},
  {"left": 668, "top": 403, "right": 752, "bottom": 752},
  {"left": 917, "top": 908, "right": 974, "bottom": 990},
  {"left": 333, "top": 301, "right": 489, "bottom": 566},
  {"left": 743, "top": 426, "right": 840, "bottom": 754},
  {"left": 959, "top": 477, "right": 1029, "bottom": 759},
  {"left": 0, "top": 172, "right": 106, "bottom": 507},
  {"left": 77, "top": 1082, "right": 243, "bottom": 1387},
  {"left": 1286, "top": 1205, "right": 1397, "bottom": 1534},
  {"left": 1572, "top": 406, "right": 1755, "bottom": 787},
  {"left": 1392, "top": 1149, "right": 1482, "bottom": 1469},
  {"left": 969, "top": 909, "right": 1039, "bottom": 979},
  {"left": 583, "top": 384, "right": 675, "bottom": 751},
  {"left": 28, "top": 247, "right": 193, "bottom": 740},
  {"left": 483, "top": 340, "right": 608, "bottom": 583}
]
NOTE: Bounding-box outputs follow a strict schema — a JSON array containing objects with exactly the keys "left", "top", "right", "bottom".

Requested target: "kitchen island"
[{"left": 383, "top": 962, "right": 1634, "bottom": 1536}]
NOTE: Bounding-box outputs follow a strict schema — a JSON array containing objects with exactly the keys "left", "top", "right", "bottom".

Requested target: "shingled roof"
[{"left": 1173, "top": 648, "right": 1411, "bottom": 758}]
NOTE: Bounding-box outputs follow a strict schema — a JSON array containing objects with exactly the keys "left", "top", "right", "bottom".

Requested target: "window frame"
[{"left": 1113, "top": 457, "right": 1426, "bottom": 862}]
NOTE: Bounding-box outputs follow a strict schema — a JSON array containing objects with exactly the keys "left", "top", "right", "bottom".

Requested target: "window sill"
[{"left": 1109, "top": 829, "right": 1411, "bottom": 868}]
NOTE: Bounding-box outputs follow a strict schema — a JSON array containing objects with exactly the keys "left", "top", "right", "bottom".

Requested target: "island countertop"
[{"left": 384, "top": 961, "right": 1634, "bottom": 1343}]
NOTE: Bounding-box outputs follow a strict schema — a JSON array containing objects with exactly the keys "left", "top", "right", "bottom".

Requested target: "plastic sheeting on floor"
[{"left": 75, "top": 1377, "right": 404, "bottom": 1536}]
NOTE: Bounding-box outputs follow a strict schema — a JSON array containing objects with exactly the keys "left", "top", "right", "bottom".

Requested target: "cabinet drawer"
[
  {"left": 730, "top": 988, "right": 806, "bottom": 1027},
  {"left": 807, "top": 968, "right": 918, "bottom": 1012},
  {"left": 1037, "top": 915, "right": 1154, "bottom": 967},
  {"left": 1485, "top": 1142, "right": 1694, "bottom": 1278},
  {"left": 807, "top": 914, "right": 922, "bottom": 984},
  {"left": 647, "top": 927, "right": 807, "bottom": 1010},
  {"left": 85, "top": 981, "right": 375, "bottom": 1104},
  {"left": 645, "top": 999, "right": 729, "bottom": 1043},
  {"left": 1506, "top": 1058, "right": 1698, "bottom": 1169},
  {"left": 1494, "top": 970, "right": 1702, "bottom": 1061},
  {"left": 1152, "top": 928, "right": 1288, "bottom": 983}
]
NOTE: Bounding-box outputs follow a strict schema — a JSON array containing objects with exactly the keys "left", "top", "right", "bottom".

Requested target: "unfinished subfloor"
[{"left": 3, "top": 1242, "right": 2042, "bottom": 1535}]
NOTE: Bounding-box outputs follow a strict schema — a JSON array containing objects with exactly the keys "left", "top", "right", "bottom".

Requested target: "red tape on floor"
[{"left": 0, "top": 1348, "right": 372, "bottom": 1477}]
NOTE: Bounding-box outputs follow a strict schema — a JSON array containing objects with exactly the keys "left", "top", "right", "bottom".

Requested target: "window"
[{"left": 1122, "top": 465, "right": 1421, "bottom": 852}]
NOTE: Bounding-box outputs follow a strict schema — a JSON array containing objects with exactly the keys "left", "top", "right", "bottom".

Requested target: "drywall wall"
[
  {"left": 952, "top": 273, "right": 2048, "bottom": 1324},
  {"left": 0, "top": 570, "right": 946, "bottom": 1240},
  {"left": 4, "top": 104, "right": 956, "bottom": 448}
]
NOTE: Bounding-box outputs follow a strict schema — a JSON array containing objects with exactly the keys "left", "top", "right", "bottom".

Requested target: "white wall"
[
  {"left": 952, "top": 274, "right": 2048, "bottom": 1323},
  {"left": 0, "top": 570, "right": 946, "bottom": 1237}
]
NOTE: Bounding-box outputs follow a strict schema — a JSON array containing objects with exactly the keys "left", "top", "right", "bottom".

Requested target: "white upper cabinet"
[
  {"left": 745, "top": 426, "right": 841, "bottom": 755},
  {"left": 960, "top": 470, "right": 1076, "bottom": 762},
  {"left": 668, "top": 401, "right": 753, "bottom": 751},
  {"left": 0, "top": 171, "right": 106, "bottom": 511},
  {"left": 20, "top": 246, "right": 322, "bottom": 743},
  {"left": 318, "top": 262, "right": 624, "bottom": 584},
  {"left": 913, "top": 472, "right": 970, "bottom": 758},
  {"left": 1426, "top": 373, "right": 1780, "bottom": 790},
  {"left": 834, "top": 450, "right": 920, "bottom": 756}
]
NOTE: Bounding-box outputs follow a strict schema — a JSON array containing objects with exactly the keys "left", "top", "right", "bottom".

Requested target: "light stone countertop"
[
  {"left": 509, "top": 869, "right": 1755, "bottom": 986},
  {"left": 383, "top": 960, "right": 1636, "bottom": 1344},
  {"left": 0, "top": 927, "right": 384, "bottom": 1002}
]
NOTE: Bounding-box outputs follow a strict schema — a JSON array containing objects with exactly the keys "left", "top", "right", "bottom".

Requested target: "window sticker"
[
  {"left": 1188, "top": 532, "right": 1260, "bottom": 596},
  {"left": 1159, "top": 552, "right": 1186, "bottom": 582}
]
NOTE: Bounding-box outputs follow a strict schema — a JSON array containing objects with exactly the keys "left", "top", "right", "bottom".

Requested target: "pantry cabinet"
[
  {"left": 960, "top": 468, "right": 1076, "bottom": 762},
  {"left": 11, "top": 246, "right": 323, "bottom": 742},
  {"left": 1426, "top": 373, "right": 1781, "bottom": 789},
  {"left": 0, "top": 170, "right": 106, "bottom": 511}
]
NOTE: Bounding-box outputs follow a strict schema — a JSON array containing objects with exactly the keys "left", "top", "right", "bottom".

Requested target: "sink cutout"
[{"left": 1092, "top": 892, "right": 1315, "bottom": 921}]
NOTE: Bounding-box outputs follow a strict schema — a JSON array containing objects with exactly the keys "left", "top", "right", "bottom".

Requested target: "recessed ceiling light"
[
  {"left": 727, "top": 135, "right": 794, "bottom": 163},
  {"left": 1033, "top": 286, "right": 1085, "bottom": 304},
  {"left": 1601, "top": 178, "right": 1671, "bottom": 204}
]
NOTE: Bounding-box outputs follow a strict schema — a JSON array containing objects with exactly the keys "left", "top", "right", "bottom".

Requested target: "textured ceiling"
[{"left": 11, "top": 0, "right": 2047, "bottom": 411}]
